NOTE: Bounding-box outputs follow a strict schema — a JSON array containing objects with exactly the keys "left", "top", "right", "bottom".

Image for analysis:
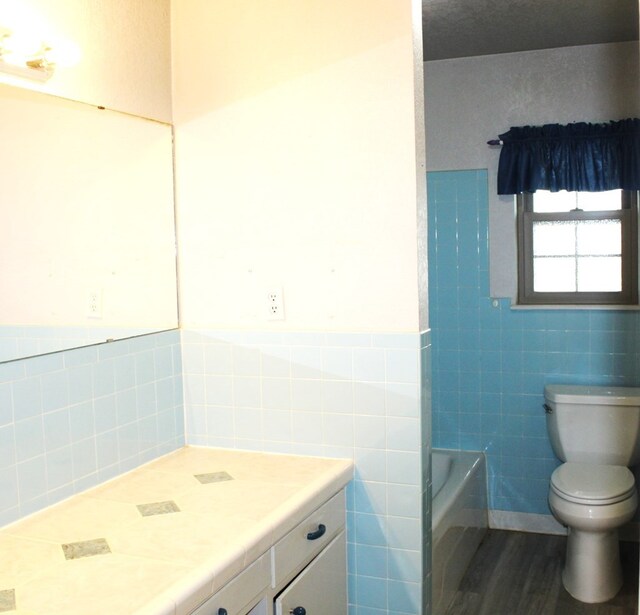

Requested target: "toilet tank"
[{"left": 544, "top": 385, "right": 640, "bottom": 466}]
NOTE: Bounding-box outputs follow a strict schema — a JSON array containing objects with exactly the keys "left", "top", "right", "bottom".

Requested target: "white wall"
[
  {"left": 172, "top": 0, "right": 425, "bottom": 333},
  {"left": 424, "top": 42, "right": 640, "bottom": 297},
  {"left": 0, "top": 0, "right": 171, "bottom": 121}
]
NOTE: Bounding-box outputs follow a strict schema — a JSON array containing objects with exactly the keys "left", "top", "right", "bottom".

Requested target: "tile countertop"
[{"left": 0, "top": 446, "right": 353, "bottom": 615}]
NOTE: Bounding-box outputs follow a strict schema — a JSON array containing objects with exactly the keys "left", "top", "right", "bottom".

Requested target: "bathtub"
[{"left": 432, "top": 449, "right": 488, "bottom": 614}]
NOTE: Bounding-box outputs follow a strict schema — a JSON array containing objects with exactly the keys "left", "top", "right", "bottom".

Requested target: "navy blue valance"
[{"left": 496, "top": 118, "right": 640, "bottom": 195}]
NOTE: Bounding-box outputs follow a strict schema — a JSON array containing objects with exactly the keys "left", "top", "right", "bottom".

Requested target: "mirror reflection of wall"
[{"left": 0, "top": 83, "right": 178, "bottom": 362}]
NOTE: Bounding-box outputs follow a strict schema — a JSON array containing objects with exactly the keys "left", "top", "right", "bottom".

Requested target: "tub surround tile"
[{"left": 0, "top": 445, "right": 353, "bottom": 615}]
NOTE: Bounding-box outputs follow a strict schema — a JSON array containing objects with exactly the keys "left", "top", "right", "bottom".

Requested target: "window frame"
[{"left": 516, "top": 191, "right": 639, "bottom": 306}]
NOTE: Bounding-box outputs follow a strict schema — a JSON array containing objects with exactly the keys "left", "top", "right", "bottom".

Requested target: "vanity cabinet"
[{"left": 189, "top": 491, "right": 347, "bottom": 615}]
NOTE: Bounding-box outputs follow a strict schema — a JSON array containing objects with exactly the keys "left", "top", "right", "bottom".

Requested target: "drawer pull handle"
[
  {"left": 306, "top": 524, "right": 326, "bottom": 541},
  {"left": 290, "top": 607, "right": 306, "bottom": 615},
  {"left": 217, "top": 610, "right": 228, "bottom": 615}
]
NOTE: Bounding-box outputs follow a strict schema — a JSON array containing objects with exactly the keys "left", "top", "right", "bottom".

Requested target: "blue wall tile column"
[{"left": 428, "top": 169, "right": 640, "bottom": 516}]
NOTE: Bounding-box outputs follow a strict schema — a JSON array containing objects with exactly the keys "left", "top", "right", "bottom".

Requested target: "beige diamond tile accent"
[
  {"left": 0, "top": 589, "right": 15, "bottom": 613},
  {"left": 62, "top": 538, "right": 111, "bottom": 560},
  {"left": 137, "top": 501, "right": 180, "bottom": 517},
  {"left": 194, "top": 471, "right": 233, "bottom": 484}
]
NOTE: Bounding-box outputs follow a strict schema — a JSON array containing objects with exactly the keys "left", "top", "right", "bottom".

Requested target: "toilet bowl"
[
  {"left": 548, "top": 462, "right": 638, "bottom": 603},
  {"left": 544, "top": 384, "right": 640, "bottom": 603}
]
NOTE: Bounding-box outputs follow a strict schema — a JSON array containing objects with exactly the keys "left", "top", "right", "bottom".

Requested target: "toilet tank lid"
[{"left": 545, "top": 384, "right": 640, "bottom": 405}]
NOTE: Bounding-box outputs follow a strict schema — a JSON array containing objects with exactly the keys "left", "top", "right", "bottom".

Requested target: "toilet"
[{"left": 544, "top": 384, "right": 640, "bottom": 603}]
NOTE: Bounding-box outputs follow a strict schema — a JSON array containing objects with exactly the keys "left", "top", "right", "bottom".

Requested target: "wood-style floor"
[{"left": 444, "top": 530, "right": 639, "bottom": 615}]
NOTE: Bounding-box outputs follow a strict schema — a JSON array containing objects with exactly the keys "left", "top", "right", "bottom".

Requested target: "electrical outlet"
[
  {"left": 87, "top": 289, "right": 103, "bottom": 319},
  {"left": 267, "top": 287, "right": 285, "bottom": 321}
]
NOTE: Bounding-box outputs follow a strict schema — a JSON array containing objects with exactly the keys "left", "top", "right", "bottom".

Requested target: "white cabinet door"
[{"left": 275, "top": 532, "right": 347, "bottom": 615}]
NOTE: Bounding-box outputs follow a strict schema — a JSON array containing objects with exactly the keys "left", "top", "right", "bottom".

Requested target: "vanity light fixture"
[{"left": 0, "top": 29, "right": 55, "bottom": 82}]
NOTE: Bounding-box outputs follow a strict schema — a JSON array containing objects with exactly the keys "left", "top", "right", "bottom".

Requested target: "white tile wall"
[{"left": 181, "top": 329, "right": 430, "bottom": 615}]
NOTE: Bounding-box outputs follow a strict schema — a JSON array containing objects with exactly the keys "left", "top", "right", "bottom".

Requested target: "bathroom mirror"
[{"left": 0, "top": 83, "right": 179, "bottom": 362}]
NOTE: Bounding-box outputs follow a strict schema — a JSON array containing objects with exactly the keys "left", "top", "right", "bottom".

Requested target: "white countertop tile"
[{"left": 0, "top": 446, "right": 353, "bottom": 615}]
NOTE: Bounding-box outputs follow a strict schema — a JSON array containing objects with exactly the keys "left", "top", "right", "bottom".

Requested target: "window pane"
[
  {"left": 577, "top": 256, "right": 621, "bottom": 291},
  {"left": 519, "top": 190, "right": 636, "bottom": 304},
  {"left": 576, "top": 219, "right": 621, "bottom": 256},
  {"left": 533, "top": 191, "right": 577, "bottom": 212},
  {"left": 576, "top": 190, "right": 622, "bottom": 211},
  {"left": 533, "top": 257, "right": 576, "bottom": 291},
  {"left": 533, "top": 220, "right": 575, "bottom": 256},
  {"left": 533, "top": 190, "right": 622, "bottom": 212}
]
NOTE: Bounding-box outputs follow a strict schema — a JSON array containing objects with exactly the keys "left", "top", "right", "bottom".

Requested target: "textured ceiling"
[{"left": 423, "top": 0, "right": 639, "bottom": 61}]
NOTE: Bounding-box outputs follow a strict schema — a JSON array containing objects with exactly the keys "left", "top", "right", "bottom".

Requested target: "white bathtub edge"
[
  {"left": 432, "top": 449, "right": 488, "bottom": 614},
  {"left": 432, "top": 449, "right": 485, "bottom": 534}
]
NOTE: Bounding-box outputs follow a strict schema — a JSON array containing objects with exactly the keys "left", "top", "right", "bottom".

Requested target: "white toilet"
[{"left": 544, "top": 384, "right": 640, "bottom": 603}]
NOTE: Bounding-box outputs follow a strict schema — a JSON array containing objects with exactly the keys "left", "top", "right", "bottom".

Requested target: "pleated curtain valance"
[{"left": 496, "top": 118, "right": 640, "bottom": 195}]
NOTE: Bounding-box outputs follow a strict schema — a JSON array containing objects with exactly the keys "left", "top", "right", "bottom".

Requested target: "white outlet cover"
[{"left": 266, "top": 287, "right": 284, "bottom": 321}]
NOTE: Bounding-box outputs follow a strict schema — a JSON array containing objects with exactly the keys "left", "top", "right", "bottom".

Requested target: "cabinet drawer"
[
  {"left": 271, "top": 490, "right": 345, "bottom": 588},
  {"left": 275, "top": 532, "right": 347, "bottom": 615},
  {"left": 190, "top": 552, "right": 269, "bottom": 615}
]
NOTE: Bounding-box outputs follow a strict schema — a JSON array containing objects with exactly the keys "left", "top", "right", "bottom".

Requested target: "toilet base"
[{"left": 562, "top": 527, "right": 622, "bottom": 603}]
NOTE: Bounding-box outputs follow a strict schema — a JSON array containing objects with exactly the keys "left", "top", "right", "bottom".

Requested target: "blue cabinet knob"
[{"left": 306, "top": 524, "right": 326, "bottom": 541}]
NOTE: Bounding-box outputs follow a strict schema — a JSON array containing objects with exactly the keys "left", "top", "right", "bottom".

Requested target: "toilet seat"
[{"left": 550, "top": 463, "right": 636, "bottom": 505}]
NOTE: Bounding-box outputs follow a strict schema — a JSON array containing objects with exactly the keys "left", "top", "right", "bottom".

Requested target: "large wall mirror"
[{"left": 0, "top": 83, "right": 179, "bottom": 363}]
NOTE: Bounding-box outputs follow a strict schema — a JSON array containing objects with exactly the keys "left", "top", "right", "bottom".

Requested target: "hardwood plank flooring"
[{"left": 444, "top": 530, "right": 638, "bottom": 615}]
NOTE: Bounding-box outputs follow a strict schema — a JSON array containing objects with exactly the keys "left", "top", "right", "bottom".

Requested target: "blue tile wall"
[
  {"left": 428, "top": 169, "right": 640, "bottom": 515},
  {"left": 0, "top": 330, "right": 184, "bottom": 526}
]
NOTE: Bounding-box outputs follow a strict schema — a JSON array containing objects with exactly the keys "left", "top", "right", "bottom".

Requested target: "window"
[{"left": 517, "top": 190, "right": 638, "bottom": 305}]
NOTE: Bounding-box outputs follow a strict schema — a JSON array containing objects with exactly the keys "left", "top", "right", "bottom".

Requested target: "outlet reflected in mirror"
[{"left": 0, "top": 83, "right": 178, "bottom": 362}]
